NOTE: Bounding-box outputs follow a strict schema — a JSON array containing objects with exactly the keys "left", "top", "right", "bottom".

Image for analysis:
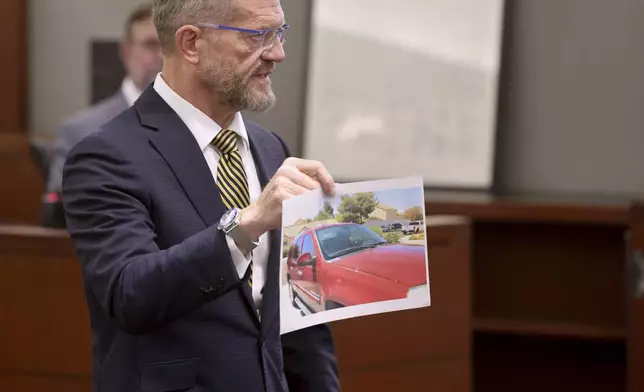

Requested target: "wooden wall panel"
[
  {"left": 0, "top": 134, "right": 45, "bottom": 225},
  {"left": 628, "top": 298, "right": 644, "bottom": 392},
  {"left": 0, "top": 0, "right": 27, "bottom": 134},
  {"left": 0, "top": 227, "right": 91, "bottom": 391},
  {"left": 473, "top": 221, "right": 626, "bottom": 336},
  {"left": 426, "top": 196, "right": 631, "bottom": 391},
  {"left": 337, "top": 359, "right": 470, "bottom": 392},
  {"left": 0, "top": 374, "right": 90, "bottom": 392},
  {"left": 474, "top": 334, "right": 626, "bottom": 392},
  {"left": 0, "top": 0, "right": 44, "bottom": 225},
  {"left": 627, "top": 203, "right": 644, "bottom": 392}
]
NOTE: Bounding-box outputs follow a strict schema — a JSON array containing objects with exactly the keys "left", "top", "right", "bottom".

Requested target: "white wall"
[
  {"left": 302, "top": 0, "right": 504, "bottom": 188},
  {"left": 29, "top": 0, "right": 149, "bottom": 138},
  {"left": 495, "top": 0, "right": 644, "bottom": 196}
]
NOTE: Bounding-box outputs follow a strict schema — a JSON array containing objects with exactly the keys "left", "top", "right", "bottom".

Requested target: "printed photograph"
[{"left": 280, "top": 177, "right": 430, "bottom": 334}]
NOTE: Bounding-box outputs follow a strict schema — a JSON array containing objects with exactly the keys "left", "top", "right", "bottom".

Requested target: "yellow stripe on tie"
[{"left": 212, "top": 129, "right": 253, "bottom": 287}]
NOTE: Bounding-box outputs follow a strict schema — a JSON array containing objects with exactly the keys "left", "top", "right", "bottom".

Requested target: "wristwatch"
[{"left": 218, "top": 208, "right": 260, "bottom": 251}]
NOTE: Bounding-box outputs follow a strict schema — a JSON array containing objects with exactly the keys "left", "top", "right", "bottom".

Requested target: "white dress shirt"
[
  {"left": 121, "top": 77, "right": 143, "bottom": 106},
  {"left": 153, "top": 73, "right": 269, "bottom": 311}
]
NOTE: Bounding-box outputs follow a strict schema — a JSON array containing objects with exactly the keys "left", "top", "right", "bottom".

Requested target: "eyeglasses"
[{"left": 195, "top": 23, "right": 290, "bottom": 51}]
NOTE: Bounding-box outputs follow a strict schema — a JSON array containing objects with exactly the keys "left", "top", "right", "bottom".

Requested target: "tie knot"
[{"left": 212, "top": 129, "right": 239, "bottom": 155}]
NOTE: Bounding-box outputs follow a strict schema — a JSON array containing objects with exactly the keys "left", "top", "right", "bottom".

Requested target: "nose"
[{"left": 262, "top": 38, "right": 286, "bottom": 63}]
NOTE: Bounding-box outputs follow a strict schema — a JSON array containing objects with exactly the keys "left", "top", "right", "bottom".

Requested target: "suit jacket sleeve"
[
  {"left": 271, "top": 132, "right": 341, "bottom": 392},
  {"left": 62, "top": 134, "right": 243, "bottom": 335}
]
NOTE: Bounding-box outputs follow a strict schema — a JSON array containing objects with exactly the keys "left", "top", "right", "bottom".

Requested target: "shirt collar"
[
  {"left": 121, "top": 77, "right": 143, "bottom": 106},
  {"left": 152, "top": 72, "right": 249, "bottom": 152}
]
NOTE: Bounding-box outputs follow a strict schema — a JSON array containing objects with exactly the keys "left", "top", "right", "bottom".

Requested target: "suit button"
[{"left": 200, "top": 284, "right": 214, "bottom": 294}]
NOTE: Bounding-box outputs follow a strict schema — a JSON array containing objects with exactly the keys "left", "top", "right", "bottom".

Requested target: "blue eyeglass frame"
[{"left": 195, "top": 22, "right": 290, "bottom": 48}]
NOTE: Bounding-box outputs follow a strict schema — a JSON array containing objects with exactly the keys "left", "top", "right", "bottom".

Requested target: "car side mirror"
[{"left": 297, "top": 252, "right": 315, "bottom": 266}]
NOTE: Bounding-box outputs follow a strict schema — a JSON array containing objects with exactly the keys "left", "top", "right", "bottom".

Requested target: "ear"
[{"left": 175, "top": 25, "right": 202, "bottom": 65}]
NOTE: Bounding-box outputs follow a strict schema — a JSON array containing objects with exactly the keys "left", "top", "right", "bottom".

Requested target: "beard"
[{"left": 199, "top": 57, "right": 276, "bottom": 113}]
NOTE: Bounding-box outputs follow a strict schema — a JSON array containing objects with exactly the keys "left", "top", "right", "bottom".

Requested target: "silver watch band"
[{"left": 220, "top": 209, "right": 260, "bottom": 250}]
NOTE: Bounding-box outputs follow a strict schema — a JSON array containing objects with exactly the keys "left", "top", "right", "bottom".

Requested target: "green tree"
[
  {"left": 404, "top": 206, "right": 424, "bottom": 221},
  {"left": 337, "top": 192, "right": 379, "bottom": 224},
  {"left": 314, "top": 201, "right": 335, "bottom": 221},
  {"left": 323, "top": 201, "right": 335, "bottom": 217},
  {"left": 383, "top": 231, "right": 403, "bottom": 243}
]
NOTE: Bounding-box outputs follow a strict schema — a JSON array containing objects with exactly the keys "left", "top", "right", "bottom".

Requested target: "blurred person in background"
[{"left": 42, "top": 2, "right": 162, "bottom": 228}]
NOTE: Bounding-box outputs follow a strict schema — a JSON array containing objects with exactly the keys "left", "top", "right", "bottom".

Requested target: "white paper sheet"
[{"left": 279, "top": 176, "right": 431, "bottom": 335}]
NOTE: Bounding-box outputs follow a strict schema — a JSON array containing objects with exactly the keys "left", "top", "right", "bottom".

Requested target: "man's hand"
[{"left": 240, "top": 158, "right": 335, "bottom": 240}]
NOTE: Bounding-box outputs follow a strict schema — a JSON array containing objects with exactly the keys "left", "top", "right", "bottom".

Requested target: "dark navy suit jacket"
[{"left": 61, "top": 85, "right": 340, "bottom": 392}]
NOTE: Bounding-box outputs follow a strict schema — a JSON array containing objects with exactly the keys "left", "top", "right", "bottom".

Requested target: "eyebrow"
[
  {"left": 250, "top": 17, "right": 285, "bottom": 30},
  {"left": 253, "top": 24, "right": 283, "bottom": 31}
]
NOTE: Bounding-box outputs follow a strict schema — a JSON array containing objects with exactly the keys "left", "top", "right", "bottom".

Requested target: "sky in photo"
[
  {"left": 283, "top": 187, "right": 424, "bottom": 227},
  {"left": 328, "top": 187, "right": 423, "bottom": 214}
]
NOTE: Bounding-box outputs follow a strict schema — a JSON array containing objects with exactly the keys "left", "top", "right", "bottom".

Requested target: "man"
[
  {"left": 43, "top": 3, "right": 162, "bottom": 227},
  {"left": 61, "top": 0, "right": 340, "bottom": 391}
]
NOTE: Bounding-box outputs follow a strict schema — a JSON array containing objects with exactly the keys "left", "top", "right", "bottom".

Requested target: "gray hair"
[{"left": 153, "top": 0, "right": 235, "bottom": 52}]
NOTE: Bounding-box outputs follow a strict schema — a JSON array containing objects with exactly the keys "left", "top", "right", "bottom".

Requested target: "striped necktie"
[{"left": 211, "top": 129, "right": 253, "bottom": 288}]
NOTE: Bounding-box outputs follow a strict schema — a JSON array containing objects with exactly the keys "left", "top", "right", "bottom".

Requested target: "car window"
[
  {"left": 315, "top": 224, "right": 388, "bottom": 260},
  {"left": 290, "top": 236, "right": 302, "bottom": 261},
  {"left": 302, "top": 235, "right": 314, "bottom": 256}
]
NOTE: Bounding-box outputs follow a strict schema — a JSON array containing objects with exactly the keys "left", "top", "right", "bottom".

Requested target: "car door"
[
  {"left": 287, "top": 235, "right": 304, "bottom": 297},
  {"left": 294, "top": 234, "right": 323, "bottom": 313}
]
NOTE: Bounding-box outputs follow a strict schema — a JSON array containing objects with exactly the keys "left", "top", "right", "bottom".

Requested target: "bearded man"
[{"left": 60, "top": 0, "right": 340, "bottom": 391}]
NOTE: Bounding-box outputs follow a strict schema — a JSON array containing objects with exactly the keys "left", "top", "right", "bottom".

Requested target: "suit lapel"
[
  {"left": 246, "top": 124, "right": 275, "bottom": 188},
  {"left": 229, "top": 123, "right": 276, "bottom": 324},
  {"left": 138, "top": 87, "right": 225, "bottom": 228},
  {"left": 246, "top": 124, "right": 285, "bottom": 334}
]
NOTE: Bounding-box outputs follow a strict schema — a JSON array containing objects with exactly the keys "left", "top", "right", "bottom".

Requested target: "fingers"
[
  {"left": 274, "top": 173, "right": 311, "bottom": 196},
  {"left": 285, "top": 158, "right": 335, "bottom": 196},
  {"left": 277, "top": 165, "right": 320, "bottom": 191},
  {"left": 253, "top": 158, "right": 333, "bottom": 233}
]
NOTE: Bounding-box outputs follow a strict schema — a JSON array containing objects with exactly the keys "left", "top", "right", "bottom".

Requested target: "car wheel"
[{"left": 325, "top": 301, "right": 344, "bottom": 310}]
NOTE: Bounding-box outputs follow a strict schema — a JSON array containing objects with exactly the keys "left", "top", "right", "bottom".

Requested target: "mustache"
[{"left": 252, "top": 62, "right": 275, "bottom": 75}]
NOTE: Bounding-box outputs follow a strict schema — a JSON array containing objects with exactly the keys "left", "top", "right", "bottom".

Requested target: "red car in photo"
[{"left": 285, "top": 222, "right": 428, "bottom": 314}]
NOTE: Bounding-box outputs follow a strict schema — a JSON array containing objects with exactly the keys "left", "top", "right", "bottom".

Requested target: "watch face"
[{"left": 219, "top": 208, "right": 238, "bottom": 229}]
